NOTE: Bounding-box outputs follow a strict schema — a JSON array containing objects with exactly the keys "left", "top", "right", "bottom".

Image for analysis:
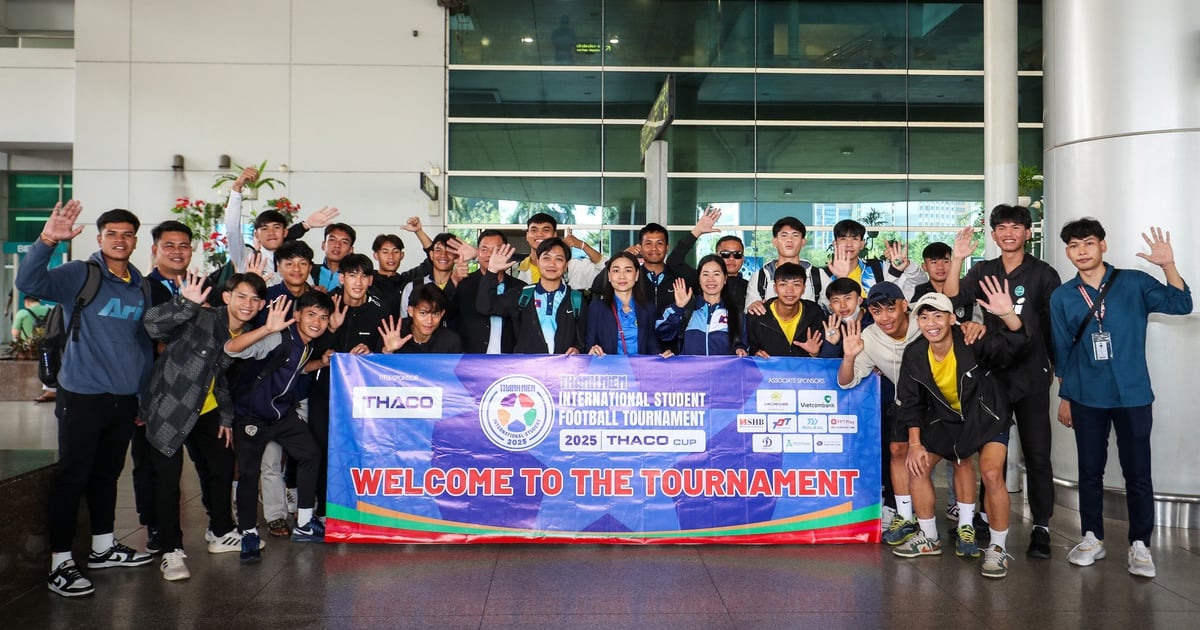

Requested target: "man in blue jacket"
[
  {"left": 18, "top": 201, "right": 155, "bottom": 598},
  {"left": 1052, "top": 220, "right": 1192, "bottom": 579}
]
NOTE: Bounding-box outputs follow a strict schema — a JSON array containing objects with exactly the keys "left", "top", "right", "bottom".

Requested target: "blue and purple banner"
[{"left": 326, "top": 354, "right": 880, "bottom": 544}]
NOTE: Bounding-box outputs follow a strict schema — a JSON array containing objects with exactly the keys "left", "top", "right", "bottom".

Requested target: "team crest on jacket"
[{"left": 244, "top": 424, "right": 258, "bottom": 437}]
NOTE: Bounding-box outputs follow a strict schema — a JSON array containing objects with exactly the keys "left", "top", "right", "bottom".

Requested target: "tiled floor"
[{"left": 3, "top": 401, "right": 1198, "bottom": 629}]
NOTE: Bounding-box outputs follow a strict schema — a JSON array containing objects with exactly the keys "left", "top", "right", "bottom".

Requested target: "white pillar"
[
  {"left": 983, "top": 0, "right": 1019, "bottom": 259},
  {"left": 1045, "top": 0, "right": 1200, "bottom": 515},
  {"left": 644, "top": 139, "right": 668, "bottom": 225}
]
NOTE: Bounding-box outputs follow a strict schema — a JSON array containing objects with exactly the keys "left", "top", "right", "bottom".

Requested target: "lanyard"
[
  {"left": 1076, "top": 284, "right": 1106, "bottom": 330},
  {"left": 611, "top": 301, "right": 632, "bottom": 356}
]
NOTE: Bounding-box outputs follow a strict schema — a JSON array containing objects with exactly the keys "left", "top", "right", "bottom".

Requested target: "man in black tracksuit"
[
  {"left": 944, "top": 204, "right": 1061, "bottom": 559},
  {"left": 450, "top": 230, "right": 525, "bottom": 353}
]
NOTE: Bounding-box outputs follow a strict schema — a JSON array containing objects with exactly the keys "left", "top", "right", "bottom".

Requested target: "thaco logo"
[{"left": 352, "top": 387, "right": 443, "bottom": 418}]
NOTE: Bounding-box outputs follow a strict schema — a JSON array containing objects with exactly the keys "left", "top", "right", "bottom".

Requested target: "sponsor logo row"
[{"left": 736, "top": 414, "right": 858, "bottom": 434}]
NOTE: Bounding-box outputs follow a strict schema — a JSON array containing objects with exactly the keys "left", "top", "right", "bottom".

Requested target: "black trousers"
[
  {"left": 150, "top": 410, "right": 236, "bottom": 551},
  {"left": 978, "top": 371, "right": 1055, "bottom": 526},
  {"left": 50, "top": 389, "right": 138, "bottom": 552},
  {"left": 306, "top": 389, "right": 330, "bottom": 517},
  {"left": 233, "top": 410, "right": 319, "bottom": 532},
  {"left": 130, "top": 423, "right": 157, "bottom": 528}
]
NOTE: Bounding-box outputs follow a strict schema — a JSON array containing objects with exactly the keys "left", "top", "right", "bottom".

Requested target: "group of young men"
[{"left": 20, "top": 175, "right": 1187, "bottom": 597}]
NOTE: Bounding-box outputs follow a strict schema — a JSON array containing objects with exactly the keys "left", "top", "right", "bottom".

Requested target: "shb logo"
[
  {"left": 353, "top": 387, "right": 443, "bottom": 418},
  {"left": 479, "top": 375, "right": 555, "bottom": 451}
]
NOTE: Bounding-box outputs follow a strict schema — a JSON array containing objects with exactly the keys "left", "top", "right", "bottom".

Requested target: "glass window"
[
  {"left": 603, "top": 72, "right": 755, "bottom": 120},
  {"left": 1018, "top": 128, "right": 1043, "bottom": 171},
  {"left": 666, "top": 178, "right": 756, "bottom": 225},
  {"left": 604, "top": 125, "right": 645, "bottom": 172},
  {"left": 9, "top": 173, "right": 68, "bottom": 208},
  {"left": 603, "top": 0, "right": 756, "bottom": 67},
  {"left": 757, "top": 127, "right": 905, "bottom": 174},
  {"left": 449, "top": 124, "right": 602, "bottom": 171},
  {"left": 757, "top": 74, "right": 908, "bottom": 121},
  {"left": 757, "top": 2, "right": 907, "bottom": 69},
  {"left": 669, "top": 126, "right": 756, "bottom": 173},
  {"left": 909, "top": 74, "right": 983, "bottom": 122},
  {"left": 909, "top": 2, "right": 984, "bottom": 71},
  {"left": 1019, "top": 76, "right": 1042, "bottom": 124},
  {"left": 909, "top": 128, "right": 984, "bottom": 174},
  {"left": 1018, "top": 0, "right": 1044, "bottom": 71},
  {"left": 450, "top": 71, "right": 601, "bottom": 118},
  {"left": 449, "top": 0, "right": 603, "bottom": 66}
]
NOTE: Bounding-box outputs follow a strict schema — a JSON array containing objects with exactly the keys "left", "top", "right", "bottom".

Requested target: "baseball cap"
[
  {"left": 911, "top": 292, "right": 955, "bottom": 314},
  {"left": 865, "top": 281, "right": 905, "bottom": 306}
]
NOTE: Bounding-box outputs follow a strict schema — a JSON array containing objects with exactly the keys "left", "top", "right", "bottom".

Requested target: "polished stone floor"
[{"left": 2, "top": 401, "right": 1199, "bottom": 629}]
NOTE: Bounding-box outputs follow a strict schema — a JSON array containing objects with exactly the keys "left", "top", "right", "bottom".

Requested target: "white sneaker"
[
  {"left": 47, "top": 559, "right": 94, "bottom": 597},
  {"left": 160, "top": 549, "right": 190, "bottom": 581},
  {"left": 1128, "top": 541, "right": 1156, "bottom": 578},
  {"left": 1067, "top": 531, "right": 1106, "bottom": 567},
  {"left": 207, "top": 529, "right": 244, "bottom": 554}
]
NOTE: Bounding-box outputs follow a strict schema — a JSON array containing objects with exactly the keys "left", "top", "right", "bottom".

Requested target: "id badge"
[{"left": 1091, "top": 331, "right": 1112, "bottom": 361}]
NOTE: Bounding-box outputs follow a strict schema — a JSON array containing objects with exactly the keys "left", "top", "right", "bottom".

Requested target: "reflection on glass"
[
  {"left": 909, "top": 3, "right": 984, "bottom": 70},
  {"left": 604, "top": 72, "right": 755, "bottom": 120},
  {"left": 909, "top": 128, "right": 983, "bottom": 174},
  {"left": 668, "top": 126, "right": 755, "bottom": 173},
  {"left": 450, "top": 71, "right": 601, "bottom": 118},
  {"left": 756, "top": 1, "right": 907, "bottom": 69},
  {"left": 449, "top": 124, "right": 602, "bottom": 171},
  {"left": 1018, "top": 76, "right": 1043, "bottom": 124},
  {"left": 1018, "top": 129, "right": 1043, "bottom": 171},
  {"left": 757, "top": 128, "right": 905, "bottom": 174},
  {"left": 757, "top": 74, "right": 908, "bottom": 121}
]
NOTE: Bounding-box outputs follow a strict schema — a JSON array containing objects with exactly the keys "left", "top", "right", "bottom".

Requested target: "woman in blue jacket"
[
  {"left": 655, "top": 254, "right": 748, "bottom": 356},
  {"left": 586, "top": 252, "right": 672, "bottom": 357}
]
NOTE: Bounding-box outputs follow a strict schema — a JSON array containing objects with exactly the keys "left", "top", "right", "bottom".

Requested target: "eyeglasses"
[{"left": 718, "top": 251, "right": 744, "bottom": 260}]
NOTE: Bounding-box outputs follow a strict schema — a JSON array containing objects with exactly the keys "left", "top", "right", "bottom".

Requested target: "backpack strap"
[
  {"left": 69, "top": 262, "right": 104, "bottom": 343},
  {"left": 517, "top": 285, "right": 537, "bottom": 309},
  {"left": 809, "top": 265, "right": 822, "bottom": 299},
  {"left": 568, "top": 288, "right": 582, "bottom": 318},
  {"left": 867, "top": 258, "right": 885, "bottom": 286}
]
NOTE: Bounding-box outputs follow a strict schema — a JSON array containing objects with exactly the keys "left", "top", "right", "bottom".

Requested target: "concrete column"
[
  {"left": 983, "top": 0, "right": 1019, "bottom": 258},
  {"left": 644, "top": 139, "right": 668, "bottom": 225},
  {"left": 1045, "top": 0, "right": 1200, "bottom": 521}
]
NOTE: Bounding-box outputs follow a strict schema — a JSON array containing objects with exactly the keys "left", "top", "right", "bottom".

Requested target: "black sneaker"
[
  {"left": 240, "top": 532, "right": 262, "bottom": 564},
  {"left": 48, "top": 559, "right": 94, "bottom": 598},
  {"left": 1027, "top": 527, "right": 1052, "bottom": 559},
  {"left": 973, "top": 514, "right": 991, "bottom": 546},
  {"left": 145, "top": 527, "right": 163, "bottom": 555},
  {"left": 88, "top": 542, "right": 154, "bottom": 569},
  {"left": 291, "top": 519, "right": 325, "bottom": 543}
]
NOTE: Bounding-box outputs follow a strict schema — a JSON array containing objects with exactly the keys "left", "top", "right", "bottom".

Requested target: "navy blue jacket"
[{"left": 585, "top": 296, "right": 663, "bottom": 355}]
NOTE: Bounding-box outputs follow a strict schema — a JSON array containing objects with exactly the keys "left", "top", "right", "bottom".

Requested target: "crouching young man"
[
  {"left": 894, "top": 285, "right": 1028, "bottom": 579},
  {"left": 225, "top": 292, "right": 333, "bottom": 562},
  {"left": 141, "top": 272, "right": 267, "bottom": 580}
]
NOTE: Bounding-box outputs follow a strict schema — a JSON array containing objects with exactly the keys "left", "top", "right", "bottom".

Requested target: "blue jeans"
[{"left": 1070, "top": 402, "right": 1154, "bottom": 545}]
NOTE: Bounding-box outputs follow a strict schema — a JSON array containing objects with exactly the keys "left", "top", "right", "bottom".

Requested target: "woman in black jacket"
[{"left": 585, "top": 252, "right": 671, "bottom": 357}]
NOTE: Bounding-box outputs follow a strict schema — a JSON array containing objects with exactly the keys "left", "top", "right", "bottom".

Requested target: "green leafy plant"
[{"left": 212, "top": 160, "right": 286, "bottom": 198}]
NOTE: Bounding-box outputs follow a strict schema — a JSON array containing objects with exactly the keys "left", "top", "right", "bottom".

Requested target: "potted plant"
[{"left": 212, "top": 160, "right": 286, "bottom": 201}]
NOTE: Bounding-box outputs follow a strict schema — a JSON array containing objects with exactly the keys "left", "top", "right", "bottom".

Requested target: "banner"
[{"left": 326, "top": 354, "right": 880, "bottom": 544}]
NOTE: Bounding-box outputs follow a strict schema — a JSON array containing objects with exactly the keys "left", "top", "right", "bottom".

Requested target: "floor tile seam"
[
  {"left": 695, "top": 546, "right": 736, "bottom": 616},
  {"left": 477, "top": 545, "right": 503, "bottom": 628}
]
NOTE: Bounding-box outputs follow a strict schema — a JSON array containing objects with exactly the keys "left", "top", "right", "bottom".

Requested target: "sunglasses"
[{"left": 718, "top": 251, "right": 744, "bottom": 260}]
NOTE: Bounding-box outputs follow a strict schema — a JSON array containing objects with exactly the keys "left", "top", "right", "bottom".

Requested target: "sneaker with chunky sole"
[
  {"left": 880, "top": 505, "right": 897, "bottom": 536},
  {"left": 955, "top": 524, "right": 981, "bottom": 558},
  {"left": 882, "top": 517, "right": 920, "bottom": 546},
  {"left": 208, "top": 529, "right": 244, "bottom": 554},
  {"left": 893, "top": 534, "right": 944, "bottom": 558},
  {"left": 240, "top": 532, "right": 262, "bottom": 564},
  {"left": 981, "top": 545, "right": 1012, "bottom": 578},
  {"left": 48, "top": 559, "right": 94, "bottom": 598},
  {"left": 1068, "top": 532, "right": 1106, "bottom": 567},
  {"left": 1128, "top": 541, "right": 1156, "bottom": 578},
  {"left": 267, "top": 518, "right": 291, "bottom": 538},
  {"left": 1027, "top": 527, "right": 1052, "bottom": 559},
  {"left": 291, "top": 519, "right": 326, "bottom": 543},
  {"left": 88, "top": 542, "right": 154, "bottom": 569},
  {"left": 160, "top": 550, "right": 190, "bottom": 581}
]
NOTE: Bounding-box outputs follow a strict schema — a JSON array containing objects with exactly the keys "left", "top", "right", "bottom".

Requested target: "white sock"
[
  {"left": 979, "top": 511, "right": 989, "bottom": 524},
  {"left": 957, "top": 502, "right": 976, "bottom": 530},
  {"left": 297, "top": 507, "right": 313, "bottom": 528},
  {"left": 51, "top": 551, "right": 72, "bottom": 570},
  {"left": 91, "top": 532, "right": 114, "bottom": 554},
  {"left": 242, "top": 527, "right": 259, "bottom": 537},
  {"left": 919, "top": 518, "right": 939, "bottom": 541},
  {"left": 1034, "top": 524, "right": 1049, "bottom": 534},
  {"left": 990, "top": 528, "right": 1008, "bottom": 551},
  {"left": 896, "top": 495, "right": 913, "bottom": 521}
]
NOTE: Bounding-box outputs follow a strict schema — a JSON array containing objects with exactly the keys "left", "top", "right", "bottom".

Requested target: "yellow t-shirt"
[
  {"left": 928, "top": 346, "right": 961, "bottom": 413},
  {"left": 770, "top": 301, "right": 803, "bottom": 344},
  {"left": 848, "top": 265, "right": 865, "bottom": 296},
  {"left": 518, "top": 258, "right": 541, "bottom": 284},
  {"left": 200, "top": 328, "right": 241, "bottom": 416}
]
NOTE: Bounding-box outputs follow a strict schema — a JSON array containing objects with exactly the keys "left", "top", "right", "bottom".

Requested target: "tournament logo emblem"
[
  {"left": 479, "top": 375, "right": 555, "bottom": 451},
  {"left": 244, "top": 424, "right": 258, "bottom": 437},
  {"left": 1014, "top": 285, "right": 1026, "bottom": 297}
]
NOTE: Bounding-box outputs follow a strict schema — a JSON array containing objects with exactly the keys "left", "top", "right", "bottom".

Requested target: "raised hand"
[
  {"left": 401, "top": 216, "right": 423, "bottom": 233},
  {"left": 329, "top": 294, "right": 348, "bottom": 331},
  {"left": 693, "top": 205, "right": 722, "bottom": 235},
  {"left": 1136, "top": 226, "right": 1175, "bottom": 268},
  {"left": 624, "top": 244, "right": 642, "bottom": 257},
  {"left": 884, "top": 240, "right": 910, "bottom": 271},
  {"left": 232, "top": 166, "right": 258, "bottom": 192},
  {"left": 976, "top": 275, "right": 1014, "bottom": 316},
  {"left": 304, "top": 206, "right": 340, "bottom": 229},
  {"left": 842, "top": 318, "right": 864, "bottom": 357},
  {"left": 952, "top": 225, "right": 978, "bottom": 260},
  {"left": 563, "top": 228, "right": 584, "bottom": 250},
  {"left": 451, "top": 259, "right": 470, "bottom": 285},
  {"left": 377, "top": 315, "right": 412, "bottom": 353},
  {"left": 41, "top": 200, "right": 85, "bottom": 243},
  {"left": 264, "top": 296, "right": 295, "bottom": 333},
  {"left": 823, "top": 314, "right": 842, "bottom": 344},
  {"left": 672, "top": 277, "right": 693, "bottom": 309},
  {"left": 178, "top": 270, "right": 211, "bottom": 305},
  {"left": 792, "top": 328, "right": 824, "bottom": 355},
  {"left": 487, "top": 243, "right": 517, "bottom": 274},
  {"left": 242, "top": 250, "right": 267, "bottom": 278},
  {"left": 447, "top": 237, "right": 477, "bottom": 262},
  {"left": 828, "top": 248, "right": 857, "bottom": 279}
]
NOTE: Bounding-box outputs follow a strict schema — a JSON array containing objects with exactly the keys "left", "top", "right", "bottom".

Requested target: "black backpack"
[{"left": 38, "top": 261, "right": 151, "bottom": 388}]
